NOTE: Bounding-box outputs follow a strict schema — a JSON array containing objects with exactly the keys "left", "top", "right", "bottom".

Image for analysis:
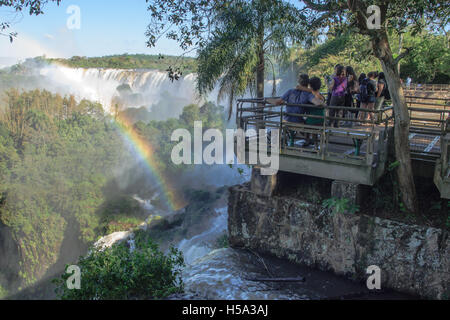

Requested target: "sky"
[{"left": 0, "top": 0, "right": 187, "bottom": 62}]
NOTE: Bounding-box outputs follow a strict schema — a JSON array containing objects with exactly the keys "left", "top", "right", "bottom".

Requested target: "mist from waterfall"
[
  {"left": 3, "top": 60, "right": 296, "bottom": 123},
  {"left": 35, "top": 65, "right": 200, "bottom": 116}
]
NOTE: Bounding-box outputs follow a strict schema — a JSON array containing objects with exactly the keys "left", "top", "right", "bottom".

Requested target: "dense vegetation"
[
  {"left": 0, "top": 69, "right": 41, "bottom": 92},
  {"left": 0, "top": 89, "right": 224, "bottom": 295},
  {"left": 0, "top": 89, "right": 130, "bottom": 289},
  {"left": 291, "top": 30, "right": 450, "bottom": 84},
  {"left": 53, "top": 230, "right": 184, "bottom": 300},
  {"left": 49, "top": 54, "right": 197, "bottom": 74}
]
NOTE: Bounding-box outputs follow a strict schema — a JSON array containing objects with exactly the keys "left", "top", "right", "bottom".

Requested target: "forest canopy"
[
  {"left": 48, "top": 54, "right": 198, "bottom": 74},
  {"left": 291, "top": 29, "right": 450, "bottom": 84}
]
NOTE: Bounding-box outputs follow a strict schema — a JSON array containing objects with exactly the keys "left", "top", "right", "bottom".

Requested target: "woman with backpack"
[
  {"left": 355, "top": 73, "right": 366, "bottom": 111},
  {"left": 344, "top": 66, "right": 359, "bottom": 126},
  {"left": 328, "top": 65, "right": 347, "bottom": 127},
  {"left": 358, "top": 72, "right": 377, "bottom": 122}
]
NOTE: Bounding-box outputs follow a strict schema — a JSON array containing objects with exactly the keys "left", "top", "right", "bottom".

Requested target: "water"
[
  {"left": 34, "top": 66, "right": 199, "bottom": 115},
  {"left": 181, "top": 248, "right": 413, "bottom": 300},
  {"left": 177, "top": 207, "right": 228, "bottom": 265},
  {"left": 23, "top": 64, "right": 291, "bottom": 117}
]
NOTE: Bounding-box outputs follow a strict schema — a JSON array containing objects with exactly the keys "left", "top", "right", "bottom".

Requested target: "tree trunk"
[
  {"left": 255, "top": 16, "right": 265, "bottom": 132},
  {"left": 371, "top": 31, "right": 419, "bottom": 213},
  {"left": 251, "top": 15, "right": 269, "bottom": 189},
  {"left": 398, "top": 33, "right": 403, "bottom": 75},
  {"left": 256, "top": 17, "right": 265, "bottom": 99}
]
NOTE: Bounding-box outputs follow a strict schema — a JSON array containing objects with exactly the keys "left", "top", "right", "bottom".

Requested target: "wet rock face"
[
  {"left": 331, "top": 180, "right": 366, "bottom": 206},
  {"left": 228, "top": 186, "right": 450, "bottom": 299},
  {"left": 250, "top": 168, "right": 277, "bottom": 197}
]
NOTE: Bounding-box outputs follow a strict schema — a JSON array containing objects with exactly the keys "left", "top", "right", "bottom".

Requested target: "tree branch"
[
  {"left": 394, "top": 47, "right": 411, "bottom": 65},
  {"left": 303, "top": 0, "right": 347, "bottom": 13},
  {"left": 302, "top": 0, "right": 330, "bottom": 12}
]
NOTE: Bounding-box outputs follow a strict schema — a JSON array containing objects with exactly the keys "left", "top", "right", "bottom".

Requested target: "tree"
[
  {"left": 198, "top": 0, "right": 306, "bottom": 116},
  {"left": 398, "top": 32, "right": 450, "bottom": 83},
  {"left": 146, "top": 0, "right": 306, "bottom": 116},
  {"left": 0, "top": 0, "right": 61, "bottom": 42},
  {"left": 299, "top": 0, "right": 449, "bottom": 213},
  {"left": 293, "top": 32, "right": 381, "bottom": 78}
]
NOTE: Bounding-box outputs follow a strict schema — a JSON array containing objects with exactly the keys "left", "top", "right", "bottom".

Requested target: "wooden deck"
[{"left": 236, "top": 95, "right": 450, "bottom": 198}]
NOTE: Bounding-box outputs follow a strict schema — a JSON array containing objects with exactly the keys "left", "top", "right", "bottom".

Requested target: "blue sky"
[{"left": 0, "top": 0, "right": 186, "bottom": 59}]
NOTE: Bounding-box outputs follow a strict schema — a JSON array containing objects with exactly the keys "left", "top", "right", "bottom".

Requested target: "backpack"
[{"left": 359, "top": 78, "right": 369, "bottom": 103}]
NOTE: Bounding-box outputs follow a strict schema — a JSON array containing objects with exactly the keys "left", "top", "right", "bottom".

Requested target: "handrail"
[
  {"left": 405, "top": 96, "right": 449, "bottom": 102},
  {"left": 236, "top": 96, "right": 448, "bottom": 159},
  {"left": 403, "top": 84, "right": 450, "bottom": 92},
  {"left": 236, "top": 97, "right": 392, "bottom": 167},
  {"left": 237, "top": 98, "right": 393, "bottom": 126},
  {"left": 237, "top": 96, "right": 449, "bottom": 194}
]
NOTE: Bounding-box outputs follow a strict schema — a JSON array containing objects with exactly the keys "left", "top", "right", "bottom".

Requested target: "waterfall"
[
  {"left": 31, "top": 64, "right": 288, "bottom": 116},
  {"left": 177, "top": 207, "right": 228, "bottom": 265},
  {"left": 36, "top": 65, "right": 199, "bottom": 115}
]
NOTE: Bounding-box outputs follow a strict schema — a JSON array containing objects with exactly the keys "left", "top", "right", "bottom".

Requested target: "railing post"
[
  {"left": 280, "top": 106, "right": 284, "bottom": 153},
  {"left": 366, "top": 133, "right": 374, "bottom": 166},
  {"left": 236, "top": 101, "right": 241, "bottom": 129},
  {"left": 322, "top": 106, "right": 326, "bottom": 160}
]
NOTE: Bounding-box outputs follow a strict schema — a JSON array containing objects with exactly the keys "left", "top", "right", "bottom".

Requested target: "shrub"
[
  {"left": 53, "top": 231, "right": 184, "bottom": 300},
  {"left": 323, "top": 197, "right": 360, "bottom": 215}
]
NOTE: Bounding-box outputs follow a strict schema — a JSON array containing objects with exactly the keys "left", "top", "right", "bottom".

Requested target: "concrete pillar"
[
  {"left": 331, "top": 180, "right": 365, "bottom": 206},
  {"left": 250, "top": 167, "right": 278, "bottom": 197}
]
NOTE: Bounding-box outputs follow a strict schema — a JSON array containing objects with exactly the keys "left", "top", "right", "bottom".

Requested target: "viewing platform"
[{"left": 235, "top": 94, "right": 450, "bottom": 199}]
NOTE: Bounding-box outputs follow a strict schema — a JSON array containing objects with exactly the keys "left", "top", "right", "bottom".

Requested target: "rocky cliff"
[{"left": 228, "top": 185, "right": 449, "bottom": 299}]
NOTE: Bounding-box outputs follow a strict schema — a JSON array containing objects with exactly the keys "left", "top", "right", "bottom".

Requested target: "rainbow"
[{"left": 113, "top": 113, "right": 186, "bottom": 211}]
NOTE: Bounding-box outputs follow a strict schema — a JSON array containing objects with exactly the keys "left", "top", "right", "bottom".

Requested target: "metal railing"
[
  {"left": 236, "top": 98, "right": 394, "bottom": 167},
  {"left": 406, "top": 96, "right": 450, "bottom": 161},
  {"left": 403, "top": 83, "right": 450, "bottom": 92},
  {"left": 443, "top": 137, "right": 450, "bottom": 180},
  {"left": 237, "top": 96, "right": 450, "bottom": 195}
]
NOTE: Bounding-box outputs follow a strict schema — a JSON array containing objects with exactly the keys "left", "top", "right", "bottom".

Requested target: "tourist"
[
  {"left": 272, "top": 74, "right": 310, "bottom": 146},
  {"left": 355, "top": 73, "right": 366, "bottom": 118},
  {"left": 328, "top": 65, "right": 347, "bottom": 127},
  {"left": 358, "top": 72, "right": 377, "bottom": 122},
  {"left": 344, "top": 66, "right": 359, "bottom": 126},
  {"left": 303, "top": 77, "right": 325, "bottom": 149},
  {"left": 358, "top": 73, "right": 367, "bottom": 86},
  {"left": 324, "top": 64, "right": 342, "bottom": 106},
  {"left": 406, "top": 76, "right": 412, "bottom": 89}
]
